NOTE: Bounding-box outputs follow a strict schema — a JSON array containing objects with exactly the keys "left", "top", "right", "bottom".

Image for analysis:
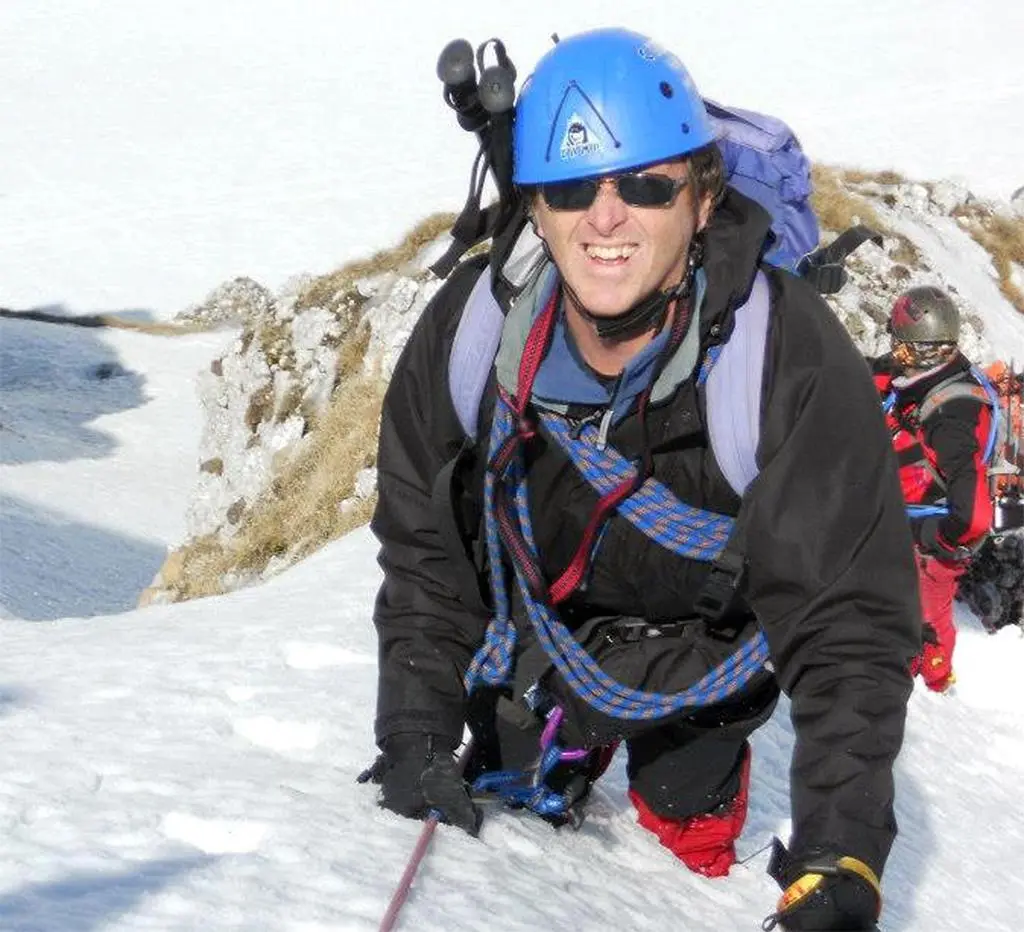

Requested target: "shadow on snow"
[
  {"left": 0, "top": 494, "right": 166, "bottom": 620},
  {"left": 0, "top": 855, "right": 216, "bottom": 932},
  {"left": 0, "top": 314, "right": 148, "bottom": 466}
]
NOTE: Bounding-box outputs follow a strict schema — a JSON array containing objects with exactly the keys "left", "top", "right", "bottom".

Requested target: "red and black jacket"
[{"left": 873, "top": 353, "right": 993, "bottom": 550}]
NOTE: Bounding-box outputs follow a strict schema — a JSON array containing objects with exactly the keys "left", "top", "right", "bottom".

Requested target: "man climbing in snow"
[
  {"left": 871, "top": 286, "right": 995, "bottom": 693},
  {"left": 364, "top": 27, "right": 919, "bottom": 931}
]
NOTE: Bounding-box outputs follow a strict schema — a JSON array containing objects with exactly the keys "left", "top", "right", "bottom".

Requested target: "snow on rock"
[
  {"left": 353, "top": 467, "right": 378, "bottom": 501},
  {"left": 179, "top": 246, "right": 443, "bottom": 544},
  {"left": 928, "top": 179, "right": 971, "bottom": 216},
  {"left": 177, "top": 276, "right": 277, "bottom": 330},
  {"left": 361, "top": 270, "right": 444, "bottom": 381}
]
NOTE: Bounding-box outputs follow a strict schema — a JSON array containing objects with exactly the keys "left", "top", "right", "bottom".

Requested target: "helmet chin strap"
[{"left": 563, "top": 238, "right": 704, "bottom": 341}]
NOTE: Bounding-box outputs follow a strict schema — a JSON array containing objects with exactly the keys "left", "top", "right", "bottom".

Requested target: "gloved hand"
[
  {"left": 358, "top": 734, "right": 481, "bottom": 836},
  {"left": 764, "top": 839, "right": 881, "bottom": 931},
  {"left": 914, "top": 517, "right": 970, "bottom": 564}
]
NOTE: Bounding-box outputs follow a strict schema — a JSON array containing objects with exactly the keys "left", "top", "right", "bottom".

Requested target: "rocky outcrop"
[{"left": 140, "top": 179, "right": 1024, "bottom": 605}]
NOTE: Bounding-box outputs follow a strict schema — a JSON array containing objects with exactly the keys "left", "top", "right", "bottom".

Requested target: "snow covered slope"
[
  {"left": 2, "top": 3, "right": 1024, "bottom": 929},
  {"left": 0, "top": 528, "right": 1021, "bottom": 930}
]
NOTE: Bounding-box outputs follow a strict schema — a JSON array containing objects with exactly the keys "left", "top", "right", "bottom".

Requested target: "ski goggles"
[
  {"left": 539, "top": 171, "right": 690, "bottom": 212},
  {"left": 891, "top": 339, "right": 956, "bottom": 369}
]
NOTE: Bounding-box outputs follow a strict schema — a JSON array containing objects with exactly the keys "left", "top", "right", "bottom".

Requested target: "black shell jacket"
[{"left": 371, "top": 190, "right": 920, "bottom": 876}]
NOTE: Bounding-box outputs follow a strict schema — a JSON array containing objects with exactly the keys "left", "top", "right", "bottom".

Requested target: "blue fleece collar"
[{"left": 531, "top": 269, "right": 707, "bottom": 425}]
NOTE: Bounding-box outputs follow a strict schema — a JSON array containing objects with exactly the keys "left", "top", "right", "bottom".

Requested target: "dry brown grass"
[
  {"left": 889, "top": 234, "right": 923, "bottom": 268},
  {"left": 295, "top": 211, "right": 456, "bottom": 312},
  {"left": 811, "top": 164, "right": 885, "bottom": 234},
  {"left": 841, "top": 168, "right": 907, "bottom": 186},
  {"left": 256, "top": 317, "right": 296, "bottom": 371},
  {"left": 165, "top": 325, "right": 385, "bottom": 602},
  {"left": 953, "top": 205, "right": 1024, "bottom": 313},
  {"left": 811, "top": 164, "right": 929, "bottom": 272}
]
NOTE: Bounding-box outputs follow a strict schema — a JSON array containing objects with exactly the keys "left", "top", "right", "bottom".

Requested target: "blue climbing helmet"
[{"left": 513, "top": 28, "right": 717, "bottom": 185}]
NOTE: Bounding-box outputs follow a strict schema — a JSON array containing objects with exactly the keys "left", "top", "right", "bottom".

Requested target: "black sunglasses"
[{"left": 539, "top": 172, "right": 690, "bottom": 212}]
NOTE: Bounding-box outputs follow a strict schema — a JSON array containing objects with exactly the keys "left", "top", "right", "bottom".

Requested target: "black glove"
[
  {"left": 358, "top": 734, "right": 482, "bottom": 836},
  {"left": 764, "top": 839, "right": 881, "bottom": 932},
  {"left": 914, "top": 517, "right": 971, "bottom": 564}
]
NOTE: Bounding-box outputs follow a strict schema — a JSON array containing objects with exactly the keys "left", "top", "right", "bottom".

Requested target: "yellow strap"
[
  {"left": 776, "top": 857, "right": 882, "bottom": 918},
  {"left": 836, "top": 856, "right": 882, "bottom": 907}
]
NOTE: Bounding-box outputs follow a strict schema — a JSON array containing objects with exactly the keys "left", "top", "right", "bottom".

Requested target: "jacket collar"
[
  {"left": 699, "top": 187, "right": 774, "bottom": 339},
  {"left": 495, "top": 267, "right": 707, "bottom": 423}
]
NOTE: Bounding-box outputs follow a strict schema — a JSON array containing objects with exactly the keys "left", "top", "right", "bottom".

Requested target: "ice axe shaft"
[{"left": 377, "top": 740, "right": 476, "bottom": 932}]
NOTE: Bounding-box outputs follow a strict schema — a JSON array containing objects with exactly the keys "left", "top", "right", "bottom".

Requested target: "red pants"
[
  {"left": 629, "top": 741, "right": 751, "bottom": 877},
  {"left": 913, "top": 551, "right": 965, "bottom": 691}
]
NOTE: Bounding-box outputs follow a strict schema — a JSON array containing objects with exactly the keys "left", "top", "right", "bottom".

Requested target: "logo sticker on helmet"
[
  {"left": 559, "top": 113, "right": 602, "bottom": 161},
  {"left": 637, "top": 41, "right": 663, "bottom": 62},
  {"left": 892, "top": 295, "right": 924, "bottom": 327}
]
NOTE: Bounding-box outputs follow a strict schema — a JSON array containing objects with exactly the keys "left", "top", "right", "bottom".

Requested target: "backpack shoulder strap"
[
  {"left": 703, "top": 270, "right": 772, "bottom": 496},
  {"left": 918, "top": 378, "right": 989, "bottom": 422},
  {"left": 448, "top": 268, "right": 504, "bottom": 439},
  {"left": 917, "top": 366, "right": 1001, "bottom": 463}
]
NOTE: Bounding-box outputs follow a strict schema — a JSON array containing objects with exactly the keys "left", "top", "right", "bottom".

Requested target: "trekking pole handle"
[
  {"left": 478, "top": 64, "right": 515, "bottom": 114},
  {"left": 475, "top": 38, "right": 516, "bottom": 115},
  {"left": 437, "top": 39, "right": 490, "bottom": 134}
]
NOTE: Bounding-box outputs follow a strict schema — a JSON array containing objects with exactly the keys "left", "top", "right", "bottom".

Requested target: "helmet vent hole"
[
  {"left": 681, "top": 122, "right": 690, "bottom": 134},
  {"left": 659, "top": 81, "right": 673, "bottom": 98}
]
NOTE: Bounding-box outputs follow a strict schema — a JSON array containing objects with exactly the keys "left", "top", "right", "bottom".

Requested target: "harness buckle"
[
  {"left": 603, "top": 618, "right": 691, "bottom": 645},
  {"left": 693, "top": 551, "right": 746, "bottom": 628}
]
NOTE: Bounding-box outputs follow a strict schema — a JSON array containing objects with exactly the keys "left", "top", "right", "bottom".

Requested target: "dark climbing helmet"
[{"left": 889, "top": 285, "right": 960, "bottom": 343}]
